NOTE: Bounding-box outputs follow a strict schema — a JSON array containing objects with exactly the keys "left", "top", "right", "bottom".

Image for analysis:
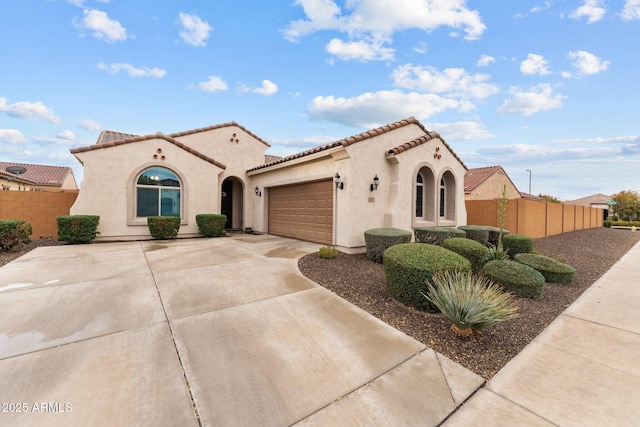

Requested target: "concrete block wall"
[{"left": 0, "top": 191, "right": 79, "bottom": 239}]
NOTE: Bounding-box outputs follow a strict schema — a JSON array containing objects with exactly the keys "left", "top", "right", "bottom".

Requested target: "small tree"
[{"left": 611, "top": 190, "right": 640, "bottom": 220}]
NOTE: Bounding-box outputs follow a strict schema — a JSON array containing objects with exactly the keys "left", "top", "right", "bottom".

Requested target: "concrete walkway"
[
  {"left": 0, "top": 234, "right": 483, "bottom": 426},
  {"left": 444, "top": 241, "right": 640, "bottom": 427}
]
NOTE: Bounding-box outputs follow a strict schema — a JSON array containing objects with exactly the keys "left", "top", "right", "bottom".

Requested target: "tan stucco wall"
[
  {"left": 249, "top": 122, "right": 467, "bottom": 249},
  {"left": 465, "top": 171, "right": 520, "bottom": 200},
  {"left": 71, "top": 137, "right": 224, "bottom": 240}
]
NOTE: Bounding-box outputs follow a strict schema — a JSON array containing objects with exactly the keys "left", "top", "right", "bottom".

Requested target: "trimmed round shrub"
[
  {"left": 482, "top": 260, "right": 545, "bottom": 299},
  {"left": 196, "top": 214, "right": 227, "bottom": 237},
  {"left": 364, "top": 228, "right": 412, "bottom": 263},
  {"left": 502, "top": 234, "right": 533, "bottom": 257},
  {"left": 443, "top": 237, "right": 489, "bottom": 273},
  {"left": 147, "top": 216, "right": 180, "bottom": 239},
  {"left": 485, "top": 226, "right": 510, "bottom": 247},
  {"left": 384, "top": 243, "right": 471, "bottom": 311},
  {"left": 514, "top": 253, "right": 576, "bottom": 284},
  {"left": 414, "top": 227, "right": 466, "bottom": 246},
  {"left": 56, "top": 215, "right": 99, "bottom": 244},
  {"left": 0, "top": 219, "right": 32, "bottom": 251},
  {"left": 457, "top": 225, "right": 490, "bottom": 246}
]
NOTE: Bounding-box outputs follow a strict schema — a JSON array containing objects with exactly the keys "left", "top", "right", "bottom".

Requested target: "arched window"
[
  {"left": 416, "top": 173, "right": 424, "bottom": 217},
  {"left": 439, "top": 178, "right": 446, "bottom": 217},
  {"left": 136, "top": 167, "right": 181, "bottom": 217}
]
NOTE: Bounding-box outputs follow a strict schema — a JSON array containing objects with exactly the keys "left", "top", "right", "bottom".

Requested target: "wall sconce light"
[
  {"left": 334, "top": 173, "right": 344, "bottom": 190},
  {"left": 254, "top": 186, "right": 262, "bottom": 197},
  {"left": 370, "top": 174, "right": 379, "bottom": 191}
]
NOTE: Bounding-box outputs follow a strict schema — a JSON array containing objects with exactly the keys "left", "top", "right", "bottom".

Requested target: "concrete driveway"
[{"left": 0, "top": 234, "right": 483, "bottom": 426}]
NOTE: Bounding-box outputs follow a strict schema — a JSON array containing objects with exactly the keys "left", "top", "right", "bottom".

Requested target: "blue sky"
[{"left": 1, "top": 0, "right": 638, "bottom": 200}]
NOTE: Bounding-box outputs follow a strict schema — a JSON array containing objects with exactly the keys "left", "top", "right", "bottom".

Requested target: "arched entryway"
[{"left": 221, "top": 177, "right": 244, "bottom": 230}]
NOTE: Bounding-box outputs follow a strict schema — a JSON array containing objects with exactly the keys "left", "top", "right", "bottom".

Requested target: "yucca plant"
[
  {"left": 424, "top": 271, "right": 519, "bottom": 337},
  {"left": 485, "top": 243, "right": 510, "bottom": 261}
]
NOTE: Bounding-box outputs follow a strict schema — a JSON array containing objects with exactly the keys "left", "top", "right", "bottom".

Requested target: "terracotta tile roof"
[
  {"left": 96, "top": 130, "right": 138, "bottom": 144},
  {"left": 464, "top": 165, "right": 504, "bottom": 193},
  {"left": 519, "top": 192, "right": 545, "bottom": 201},
  {"left": 248, "top": 117, "right": 466, "bottom": 172},
  {"left": 0, "top": 161, "right": 72, "bottom": 186},
  {"left": 264, "top": 154, "right": 282, "bottom": 164},
  {"left": 70, "top": 133, "right": 227, "bottom": 170},
  {"left": 170, "top": 121, "right": 271, "bottom": 147}
]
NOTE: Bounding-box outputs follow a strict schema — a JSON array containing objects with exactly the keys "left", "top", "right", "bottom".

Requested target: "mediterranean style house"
[
  {"left": 70, "top": 117, "right": 468, "bottom": 250},
  {"left": 464, "top": 165, "right": 521, "bottom": 201},
  {"left": 1, "top": 161, "right": 78, "bottom": 192}
]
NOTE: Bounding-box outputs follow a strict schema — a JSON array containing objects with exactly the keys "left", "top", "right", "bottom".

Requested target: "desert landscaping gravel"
[
  {"left": 2, "top": 228, "right": 639, "bottom": 379},
  {"left": 298, "top": 227, "right": 640, "bottom": 379}
]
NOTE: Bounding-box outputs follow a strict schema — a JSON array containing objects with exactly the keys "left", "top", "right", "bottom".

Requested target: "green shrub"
[
  {"left": 364, "top": 228, "right": 412, "bottom": 263},
  {"left": 514, "top": 253, "right": 576, "bottom": 284},
  {"left": 384, "top": 243, "right": 471, "bottom": 311},
  {"left": 414, "top": 227, "right": 466, "bottom": 246},
  {"left": 0, "top": 219, "right": 32, "bottom": 251},
  {"left": 195, "top": 214, "right": 227, "bottom": 237},
  {"left": 482, "top": 260, "right": 545, "bottom": 299},
  {"left": 318, "top": 246, "right": 339, "bottom": 259},
  {"left": 603, "top": 220, "right": 612, "bottom": 228},
  {"left": 609, "top": 220, "right": 640, "bottom": 227},
  {"left": 457, "top": 225, "right": 490, "bottom": 246},
  {"left": 502, "top": 234, "right": 533, "bottom": 257},
  {"left": 425, "top": 271, "right": 519, "bottom": 336},
  {"left": 443, "top": 237, "right": 488, "bottom": 273},
  {"left": 56, "top": 215, "right": 99, "bottom": 244},
  {"left": 147, "top": 216, "right": 180, "bottom": 239},
  {"left": 486, "top": 243, "right": 510, "bottom": 262},
  {"left": 484, "top": 226, "right": 510, "bottom": 247}
]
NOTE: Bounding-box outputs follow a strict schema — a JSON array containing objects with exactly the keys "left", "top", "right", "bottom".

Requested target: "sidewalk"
[{"left": 444, "top": 241, "right": 640, "bottom": 427}]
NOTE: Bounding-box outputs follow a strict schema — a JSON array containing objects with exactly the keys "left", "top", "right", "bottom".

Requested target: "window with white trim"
[{"left": 136, "top": 167, "right": 181, "bottom": 217}]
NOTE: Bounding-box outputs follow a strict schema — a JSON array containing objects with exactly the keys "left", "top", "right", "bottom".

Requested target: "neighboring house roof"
[
  {"left": 464, "top": 165, "right": 518, "bottom": 193},
  {"left": 248, "top": 117, "right": 466, "bottom": 172},
  {"left": 0, "top": 161, "right": 73, "bottom": 187},
  {"left": 567, "top": 193, "right": 613, "bottom": 206},
  {"left": 519, "top": 192, "right": 545, "bottom": 201},
  {"left": 96, "top": 130, "right": 138, "bottom": 144},
  {"left": 71, "top": 132, "right": 227, "bottom": 170},
  {"left": 264, "top": 154, "right": 282, "bottom": 164}
]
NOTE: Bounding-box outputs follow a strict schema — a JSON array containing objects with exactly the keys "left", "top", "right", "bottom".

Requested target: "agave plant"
[
  {"left": 485, "top": 243, "right": 510, "bottom": 262},
  {"left": 424, "top": 270, "right": 519, "bottom": 337}
]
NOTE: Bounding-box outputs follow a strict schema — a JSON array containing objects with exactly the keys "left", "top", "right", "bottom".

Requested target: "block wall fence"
[
  {"left": 0, "top": 191, "right": 79, "bottom": 239},
  {"left": 465, "top": 199, "right": 604, "bottom": 239}
]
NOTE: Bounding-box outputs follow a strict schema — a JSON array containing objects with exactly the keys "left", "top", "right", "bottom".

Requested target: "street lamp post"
[{"left": 526, "top": 169, "right": 532, "bottom": 195}]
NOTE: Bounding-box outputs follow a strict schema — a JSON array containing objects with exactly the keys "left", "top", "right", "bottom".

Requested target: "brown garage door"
[{"left": 268, "top": 180, "right": 333, "bottom": 245}]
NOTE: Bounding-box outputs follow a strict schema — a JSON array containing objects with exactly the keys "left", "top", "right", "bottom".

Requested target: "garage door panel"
[{"left": 268, "top": 180, "right": 333, "bottom": 245}]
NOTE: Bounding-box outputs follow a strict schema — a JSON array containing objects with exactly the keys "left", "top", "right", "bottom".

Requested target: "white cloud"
[
  {"left": 0, "top": 129, "right": 27, "bottom": 144},
  {"left": 570, "top": 0, "right": 606, "bottom": 23},
  {"left": 96, "top": 62, "right": 166, "bottom": 78},
  {"left": 74, "top": 9, "right": 127, "bottom": 42},
  {"left": 251, "top": 80, "right": 279, "bottom": 96},
  {"left": 178, "top": 12, "right": 212, "bottom": 47},
  {"left": 622, "top": 0, "right": 640, "bottom": 20},
  {"left": 79, "top": 118, "right": 103, "bottom": 131},
  {"left": 477, "top": 54, "right": 495, "bottom": 67},
  {"left": 56, "top": 130, "right": 76, "bottom": 141},
  {"left": 520, "top": 53, "right": 551, "bottom": 75},
  {"left": 430, "top": 121, "right": 494, "bottom": 141},
  {"left": 67, "top": 0, "right": 85, "bottom": 6},
  {"left": 284, "top": 0, "right": 486, "bottom": 61},
  {"left": 568, "top": 50, "right": 610, "bottom": 74},
  {"left": 326, "top": 38, "right": 395, "bottom": 61},
  {"left": 198, "top": 76, "right": 228, "bottom": 93},
  {"left": 307, "top": 90, "right": 461, "bottom": 128},
  {"left": 391, "top": 64, "right": 500, "bottom": 99},
  {"left": 497, "top": 84, "right": 565, "bottom": 116},
  {"left": 0, "top": 97, "right": 62, "bottom": 124}
]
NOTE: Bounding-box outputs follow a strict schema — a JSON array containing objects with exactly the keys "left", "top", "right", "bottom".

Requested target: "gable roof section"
[
  {"left": 248, "top": 117, "right": 465, "bottom": 172},
  {"left": 170, "top": 121, "right": 271, "bottom": 148},
  {"left": 0, "top": 161, "right": 72, "bottom": 186},
  {"left": 566, "top": 193, "right": 612, "bottom": 206},
  {"left": 464, "top": 165, "right": 505, "bottom": 193},
  {"left": 70, "top": 133, "right": 227, "bottom": 169},
  {"left": 97, "top": 130, "right": 138, "bottom": 144}
]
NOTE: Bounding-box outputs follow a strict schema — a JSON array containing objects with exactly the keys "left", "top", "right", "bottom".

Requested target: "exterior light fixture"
[
  {"left": 370, "top": 174, "right": 379, "bottom": 191},
  {"left": 334, "top": 173, "right": 344, "bottom": 190},
  {"left": 254, "top": 186, "right": 261, "bottom": 196}
]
